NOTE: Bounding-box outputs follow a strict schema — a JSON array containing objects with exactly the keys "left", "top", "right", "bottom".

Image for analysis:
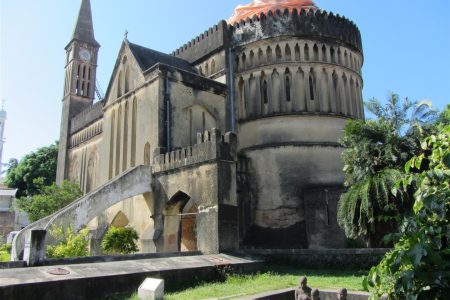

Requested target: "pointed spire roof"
[{"left": 70, "top": 0, "right": 100, "bottom": 47}]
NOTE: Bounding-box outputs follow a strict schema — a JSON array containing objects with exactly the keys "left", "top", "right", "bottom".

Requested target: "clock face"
[{"left": 79, "top": 48, "right": 91, "bottom": 62}]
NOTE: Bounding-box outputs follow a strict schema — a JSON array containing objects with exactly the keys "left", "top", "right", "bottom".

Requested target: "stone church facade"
[{"left": 56, "top": 0, "right": 364, "bottom": 254}]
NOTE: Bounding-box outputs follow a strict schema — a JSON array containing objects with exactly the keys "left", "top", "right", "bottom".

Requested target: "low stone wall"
[
  {"left": 244, "top": 248, "right": 389, "bottom": 270},
  {"left": 0, "top": 261, "right": 26, "bottom": 270},
  {"left": 42, "top": 251, "right": 202, "bottom": 266},
  {"left": 1, "top": 251, "right": 201, "bottom": 269},
  {"left": 238, "top": 288, "right": 372, "bottom": 300}
]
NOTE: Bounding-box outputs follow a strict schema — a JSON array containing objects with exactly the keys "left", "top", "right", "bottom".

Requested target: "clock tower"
[{"left": 56, "top": 0, "right": 100, "bottom": 185}]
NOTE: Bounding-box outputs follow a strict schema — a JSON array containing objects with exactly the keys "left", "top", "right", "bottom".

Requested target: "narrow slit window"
[
  {"left": 262, "top": 80, "right": 268, "bottom": 104},
  {"left": 309, "top": 75, "right": 315, "bottom": 100},
  {"left": 285, "top": 76, "right": 291, "bottom": 102}
]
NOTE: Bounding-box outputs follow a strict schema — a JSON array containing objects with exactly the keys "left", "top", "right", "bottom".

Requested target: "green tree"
[
  {"left": 46, "top": 225, "right": 89, "bottom": 259},
  {"left": 338, "top": 94, "right": 437, "bottom": 246},
  {"left": 16, "top": 180, "right": 82, "bottom": 222},
  {"left": 5, "top": 142, "right": 58, "bottom": 198},
  {"left": 365, "top": 123, "right": 450, "bottom": 299},
  {"left": 101, "top": 226, "right": 139, "bottom": 255}
]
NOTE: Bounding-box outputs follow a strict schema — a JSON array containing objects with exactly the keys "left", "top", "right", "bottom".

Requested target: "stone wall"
[{"left": 245, "top": 248, "right": 389, "bottom": 270}]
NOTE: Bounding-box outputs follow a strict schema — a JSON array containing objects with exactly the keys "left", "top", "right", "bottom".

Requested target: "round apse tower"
[{"left": 230, "top": 0, "right": 364, "bottom": 249}]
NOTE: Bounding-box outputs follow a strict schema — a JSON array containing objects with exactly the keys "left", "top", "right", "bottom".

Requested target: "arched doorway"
[
  {"left": 180, "top": 200, "right": 198, "bottom": 252},
  {"left": 163, "top": 191, "right": 198, "bottom": 252}
]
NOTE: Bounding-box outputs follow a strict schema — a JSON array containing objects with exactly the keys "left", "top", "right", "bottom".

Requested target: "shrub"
[
  {"left": 0, "top": 243, "right": 12, "bottom": 262},
  {"left": 46, "top": 225, "right": 89, "bottom": 259},
  {"left": 365, "top": 124, "right": 450, "bottom": 299},
  {"left": 101, "top": 226, "right": 139, "bottom": 255},
  {"left": 16, "top": 180, "right": 82, "bottom": 222}
]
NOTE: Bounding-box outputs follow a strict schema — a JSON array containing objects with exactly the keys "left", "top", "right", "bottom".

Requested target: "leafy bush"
[
  {"left": 46, "top": 225, "right": 89, "bottom": 259},
  {"left": 17, "top": 180, "right": 82, "bottom": 222},
  {"left": 0, "top": 243, "right": 12, "bottom": 262},
  {"left": 101, "top": 226, "right": 139, "bottom": 255},
  {"left": 365, "top": 124, "right": 450, "bottom": 299}
]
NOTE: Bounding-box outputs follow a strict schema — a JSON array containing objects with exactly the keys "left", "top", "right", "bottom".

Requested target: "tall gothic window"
[{"left": 309, "top": 75, "right": 315, "bottom": 101}]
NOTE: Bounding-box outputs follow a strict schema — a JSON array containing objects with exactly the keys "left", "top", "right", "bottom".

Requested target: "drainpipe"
[
  {"left": 227, "top": 48, "right": 236, "bottom": 133},
  {"left": 164, "top": 76, "right": 171, "bottom": 152}
]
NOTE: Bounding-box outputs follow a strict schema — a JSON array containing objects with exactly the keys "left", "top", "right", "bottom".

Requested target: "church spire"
[{"left": 71, "top": 0, "right": 99, "bottom": 47}]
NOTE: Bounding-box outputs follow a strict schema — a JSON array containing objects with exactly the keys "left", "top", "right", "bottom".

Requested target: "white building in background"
[
  {"left": 0, "top": 187, "right": 29, "bottom": 243},
  {"left": 0, "top": 104, "right": 30, "bottom": 242}
]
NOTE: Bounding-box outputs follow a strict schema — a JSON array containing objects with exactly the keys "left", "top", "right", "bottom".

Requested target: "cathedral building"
[{"left": 55, "top": 0, "right": 364, "bottom": 254}]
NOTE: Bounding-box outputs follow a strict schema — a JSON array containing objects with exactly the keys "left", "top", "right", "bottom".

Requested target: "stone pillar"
[{"left": 23, "top": 230, "right": 46, "bottom": 267}]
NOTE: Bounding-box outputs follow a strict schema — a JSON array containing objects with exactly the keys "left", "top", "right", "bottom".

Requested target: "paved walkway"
[{"left": 0, "top": 253, "right": 261, "bottom": 300}]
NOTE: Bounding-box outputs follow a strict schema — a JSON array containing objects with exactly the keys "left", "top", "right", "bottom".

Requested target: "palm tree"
[{"left": 338, "top": 94, "right": 437, "bottom": 247}]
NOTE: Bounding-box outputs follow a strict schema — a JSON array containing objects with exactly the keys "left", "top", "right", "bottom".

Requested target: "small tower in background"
[{"left": 0, "top": 101, "right": 7, "bottom": 176}]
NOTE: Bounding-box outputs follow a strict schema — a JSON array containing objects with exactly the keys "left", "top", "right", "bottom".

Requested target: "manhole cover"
[
  {"left": 47, "top": 268, "right": 70, "bottom": 275},
  {"left": 208, "top": 256, "right": 230, "bottom": 265}
]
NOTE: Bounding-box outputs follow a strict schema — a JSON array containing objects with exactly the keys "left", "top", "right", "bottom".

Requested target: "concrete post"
[
  {"left": 138, "top": 278, "right": 164, "bottom": 300},
  {"left": 23, "top": 230, "right": 46, "bottom": 266}
]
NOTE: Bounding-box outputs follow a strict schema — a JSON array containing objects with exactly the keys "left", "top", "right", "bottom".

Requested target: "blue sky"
[{"left": 1, "top": 0, "right": 449, "bottom": 163}]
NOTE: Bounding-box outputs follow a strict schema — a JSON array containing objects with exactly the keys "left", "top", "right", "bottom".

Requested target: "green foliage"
[
  {"left": 338, "top": 94, "right": 432, "bottom": 245},
  {"left": 365, "top": 124, "right": 450, "bottom": 299},
  {"left": 46, "top": 225, "right": 89, "bottom": 259},
  {"left": 0, "top": 243, "right": 12, "bottom": 262},
  {"left": 101, "top": 226, "right": 139, "bottom": 255},
  {"left": 5, "top": 142, "right": 58, "bottom": 198},
  {"left": 338, "top": 168, "right": 408, "bottom": 242},
  {"left": 16, "top": 180, "right": 82, "bottom": 222}
]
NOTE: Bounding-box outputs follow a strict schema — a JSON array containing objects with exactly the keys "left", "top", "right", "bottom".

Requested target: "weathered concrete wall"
[
  {"left": 304, "top": 187, "right": 346, "bottom": 249},
  {"left": 152, "top": 130, "right": 237, "bottom": 254},
  {"left": 240, "top": 144, "right": 344, "bottom": 248}
]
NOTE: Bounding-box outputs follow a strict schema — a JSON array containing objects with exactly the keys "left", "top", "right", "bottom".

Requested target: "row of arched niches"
[{"left": 234, "top": 39, "right": 364, "bottom": 121}]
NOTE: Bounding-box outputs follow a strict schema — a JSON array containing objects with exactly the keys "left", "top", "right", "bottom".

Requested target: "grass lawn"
[{"left": 124, "top": 265, "right": 366, "bottom": 300}]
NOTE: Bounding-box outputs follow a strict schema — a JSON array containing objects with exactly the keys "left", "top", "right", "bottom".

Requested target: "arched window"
[
  {"left": 260, "top": 72, "right": 268, "bottom": 105},
  {"left": 130, "top": 98, "right": 137, "bottom": 167},
  {"left": 285, "top": 44, "right": 292, "bottom": 61},
  {"left": 304, "top": 44, "right": 310, "bottom": 61},
  {"left": 258, "top": 48, "right": 263, "bottom": 64},
  {"left": 309, "top": 73, "right": 316, "bottom": 101},
  {"left": 249, "top": 51, "right": 255, "bottom": 68},
  {"left": 313, "top": 44, "right": 319, "bottom": 61},
  {"left": 124, "top": 67, "right": 130, "bottom": 94},
  {"left": 109, "top": 109, "right": 115, "bottom": 179},
  {"left": 239, "top": 77, "right": 246, "bottom": 113},
  {"left": 234, "top": 56, "right": 239, "bottom": 70},
  {"left": 285, "top": 68, "right": 291, "bottom": 102},
  {"left": 205, "top": 62, "right": 209, "bottom": 76},
  {"left": 330, "top": 47, "right": 335, "bottom": 64},
  {"left": 337, "top": 48, "right": 342, "bottom": 64},
  {"left": 322, "top": 45, "right": 327, "bottom": 62},
  {"left": 241, "top": 53, "right": 246, "bottom": 70},
  {"left": 122, "top": 101, "right": 129, "bottom": 172},
  {"left": 266, "top": 46, "right": 272, "bottom": 63},
  {"left": 275, "top": 45, "right": 282, "bottom": 61},
  {"left": 117, "top": 71, "right": 122, "bottom": 97},
  {"left": 295, "top": 44, "right": 300, "bottom": 61},
  {"left": 198, "top": 66, "right": 203, "bottom": 76},
  {"left": 115, "top": 106, "right": 122, "bottom": 176}
]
